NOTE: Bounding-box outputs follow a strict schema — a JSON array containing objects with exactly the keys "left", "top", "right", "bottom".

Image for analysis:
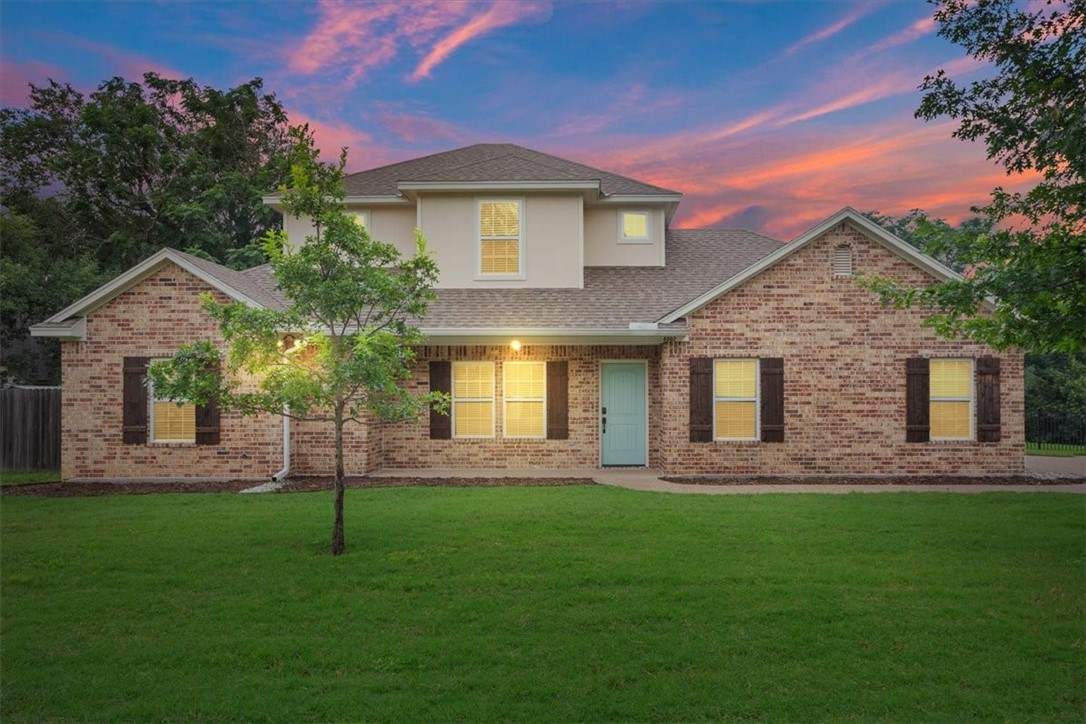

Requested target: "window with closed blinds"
[
  {"left": 453, "top": 361, "right": 495, "bottom": 437},
  {"left": 479, "top": 200, "right": 522, "bottom": 276},
  {"left": 930, "top": 358, "right": 973, "bottom": 439},
  {"left": 504, "top": 362, "right": 545, "bottom": 438},
  {"left": 150, "top": 373, "right": 196, "bottom": 443},
  {"left": 714, "top": 359, "right": 758, "bottom": 440},
  {"left": 620, "top": 211, "right": 649, "bottom": 242}
]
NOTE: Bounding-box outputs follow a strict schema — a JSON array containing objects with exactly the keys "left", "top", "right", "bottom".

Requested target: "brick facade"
[
  {"left": 656, "top": 222, "right": 1024, "bottom": 475},
  {"left": 381, "top": 344, "right": 661, "bottom": 469},
  {"left": 60, "top": 221, "right": 1024, "bottom": 479},
  {"left": 61, "top": 265, "right": 282, "bottom": 480}
]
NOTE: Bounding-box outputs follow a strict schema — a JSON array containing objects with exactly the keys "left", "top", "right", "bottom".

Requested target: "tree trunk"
[{"left": 330, "top": 405, "right": 346, "bottom": 556}]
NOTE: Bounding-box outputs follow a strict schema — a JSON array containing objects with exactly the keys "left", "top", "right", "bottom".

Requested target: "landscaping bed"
[
  {"left": 0, "top": 475, "right": 595, "bottom": 497},
  {"left": 662, "top": 473, "right": 1084, "bottom": 485}
]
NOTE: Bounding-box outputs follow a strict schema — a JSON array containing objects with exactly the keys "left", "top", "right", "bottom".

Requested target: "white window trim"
[
  {"left": 148, "top": 363, "right": 196, "bottom": 445},
  {"left": 475, "top": 197, "right": 526, "bottom": 280},
  {"left": 452, "top": 361, "right": 496, "bottom": 439},
  {"left": 503, "top": 361, "right": 547, "bottom": 439},
  {"left": 930, "top": 357, "right": 975, "bottom": 441},
  {"left": 618, "top": 210, "right": 651, "bottom": 244},
  {"left": 713, "top": 358, "right": 760, "bottom": 442}
]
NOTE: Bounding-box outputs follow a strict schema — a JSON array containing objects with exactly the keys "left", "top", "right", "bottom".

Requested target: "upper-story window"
[
  {"left": 478, "top": 199, "right": 524, "bottom": 278},
  {"left": 351, "top": 211, "right": 369, "bottom": 229},
  {"left": 619, "top": 211, "right": 650, "bottom": 244}
]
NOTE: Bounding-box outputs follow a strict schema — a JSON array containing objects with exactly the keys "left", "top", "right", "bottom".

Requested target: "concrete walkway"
[
  {"left": 367, "top": 467, "right": 1086, "bottom": 495},
  {"left": 1026, "top": 455, "right": 1086, "bottom": 476}
]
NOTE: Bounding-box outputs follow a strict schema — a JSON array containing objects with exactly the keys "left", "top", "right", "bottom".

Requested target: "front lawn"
[
  {"left": 1027, "top": 441, "right": 1086, "bottom": 456},
  {"left": 2, "top": 487, "right": 1083, "bottom": 722},
  {"left": 0, "top": 470, "right": 61, "bottom": 487}
]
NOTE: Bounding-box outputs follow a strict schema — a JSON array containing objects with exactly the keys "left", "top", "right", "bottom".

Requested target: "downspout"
[{"left": 271, "top": 405, "right": 290, "bottom": 481}]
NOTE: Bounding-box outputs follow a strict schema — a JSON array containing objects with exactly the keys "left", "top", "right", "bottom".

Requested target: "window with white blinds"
[{"left": 478, "top": 199, "right": 523, "bottom": 277}]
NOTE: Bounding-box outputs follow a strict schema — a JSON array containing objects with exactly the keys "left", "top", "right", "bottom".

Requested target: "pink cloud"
[
  {"left": 0, "top": 57, "right": 69, "bottom": 107},
  {"left": 287, "top": 107, "right": 382, "bottom": 168},
  {"left": 868, "top": 15, "right": 937, "bottom": 53},
  {"left": 409, "top": 1, "right": 549, "bottom": 81},
  {"left": 290, "top": 1, "right": 547, "bottom": 86},
  {"left": 780, "top": 3, "right": 875, "bottom": 58},
  {"left": 550, "top": 83, "right": 685, "bottom": 137},
  {"left": 39, "top": 33, "right": 188, "bottom": 81},
  {"left": 372, "top": 106, "right": 468, "bottom": 144}
]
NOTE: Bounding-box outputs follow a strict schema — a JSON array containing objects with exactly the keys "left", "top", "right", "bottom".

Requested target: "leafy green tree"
[
  {"left": 150, "top": 133, "right": 444, "bottom": 555},
  {"left": 1025, "top": 352, "right": 1086, "bottom": 420},
  {"left": 866, "top": 0, "right": 1085, "bottom": 352},
  {"left": 0, "top": 72, "right": 301, "bottom": 382}
]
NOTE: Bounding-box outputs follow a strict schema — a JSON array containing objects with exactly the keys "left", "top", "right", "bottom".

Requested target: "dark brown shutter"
[
  {"left": 123, "top": 357, "right": 149, "bottom": 444},
  {"left": 976, "top": 356, "right": 1001, "bottom": 442},
  {"left": 429, "top": 361, "right": 452, "bottom": 440},
  {"left": 760, "top": 358, "right": 784, "bottom": 442},
  {"left": 689, "top": 357, "right": 713, "bottom": 442},
  {"left": 906, "top": 358, "right": 930, "bottom": 443},
  {"left": 195, "top": 364, "right": 221, "bottom": 445},
  {"left": 546, "top": 360, "right": 569, "bottom": 440}
]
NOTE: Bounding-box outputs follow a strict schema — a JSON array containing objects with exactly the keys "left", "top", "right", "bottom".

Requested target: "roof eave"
[
  {"left": 418, "top": 326, "right": 686, "bottom": 346},
  {"left": 29, "top": 317, "right": 87, "bottom": 341}
]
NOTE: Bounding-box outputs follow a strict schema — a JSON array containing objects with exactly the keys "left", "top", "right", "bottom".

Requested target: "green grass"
[
  {"left": 2, "top": 487, "right": 1083, "bottom": 722},
  {"left": 1027, "top": 441, "right": 1086, "bottom": 456},
  {"left": 0, "top": 470, "right": 61, "bottom": 487}
]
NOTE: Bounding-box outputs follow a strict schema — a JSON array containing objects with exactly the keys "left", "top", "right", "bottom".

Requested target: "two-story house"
[{"left": 33, "top": 144, "right": 1023, "bottom": 479}]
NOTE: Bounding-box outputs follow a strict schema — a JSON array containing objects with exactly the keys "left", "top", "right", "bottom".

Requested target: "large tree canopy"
[
  {"left": 867, "top": 0, "right": 1085, "bottom": 352},
  {"left": 0, "top": 73, "right": 302, "bottom": 382}
]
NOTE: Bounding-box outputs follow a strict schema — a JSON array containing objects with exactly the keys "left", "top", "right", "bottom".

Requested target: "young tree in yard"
[
  {"left": 150, "top": 133, "right": 445, "bottom": 555},
  {"left": 865, "top": 0, "right": 1085, "bottom": 353}
]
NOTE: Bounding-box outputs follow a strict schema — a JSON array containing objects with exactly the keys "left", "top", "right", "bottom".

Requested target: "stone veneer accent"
[{"left": 656, "top": 221, "right": 1024, "bottom": 474}]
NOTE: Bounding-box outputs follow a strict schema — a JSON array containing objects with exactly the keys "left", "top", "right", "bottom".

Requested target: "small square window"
[
  {"left": 351, "top": 211, "right": 368, "bottom": 228},
  {"left": 619, "top": 211, "right": 650, "bottom": 243}
]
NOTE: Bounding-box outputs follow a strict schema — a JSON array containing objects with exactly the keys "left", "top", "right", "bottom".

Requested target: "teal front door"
[{"left": 600, "top": 362, "right": 647, "bottom": 466}]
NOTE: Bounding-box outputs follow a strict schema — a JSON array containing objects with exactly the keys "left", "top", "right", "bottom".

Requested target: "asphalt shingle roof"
[
  {"left": 215, "top": 229, "right": 782, "bottom": 328},
  {"left": 343, "top": 143, "right": 680, "bottom": 197}
]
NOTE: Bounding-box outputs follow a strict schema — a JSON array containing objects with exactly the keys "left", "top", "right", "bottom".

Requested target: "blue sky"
[{"left": 1, "top": 1, "right": 1037, "bottom": 237}]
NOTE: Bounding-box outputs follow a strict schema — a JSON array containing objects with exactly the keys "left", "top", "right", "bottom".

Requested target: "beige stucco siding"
[
  {"left": 282, "top": 206, "right": 417, "bottom": 256},
  {"left": 584, "top": 207, "right": 665, "bottom": 267},
  {"left": 419, "top": 194, "right": 583, "bottom": 288}
]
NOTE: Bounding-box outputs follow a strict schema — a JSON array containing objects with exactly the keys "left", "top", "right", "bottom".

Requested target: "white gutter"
[{"left": 271, "top": 405, "right": 290, "bottom": 481}]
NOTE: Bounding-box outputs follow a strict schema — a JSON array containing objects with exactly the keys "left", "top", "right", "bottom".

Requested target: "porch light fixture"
[
  {"left": 278, "top": 334, "right": 303, "bottom": 354},
  {"left": 510, "top": 339, "right": 522, "bottom": 352}
]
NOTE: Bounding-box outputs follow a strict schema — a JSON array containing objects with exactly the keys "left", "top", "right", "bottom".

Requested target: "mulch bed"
[
  {"left": 1, "top": 476, "right": 596, "bottom": 498},
  {"left": 660, "top": 474, "right": 1083, "bottom": 486}
]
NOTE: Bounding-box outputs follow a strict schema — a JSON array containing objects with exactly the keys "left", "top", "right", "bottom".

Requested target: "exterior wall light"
[{"left": 510, "top": 340, "right": 522, "bottom": 352}]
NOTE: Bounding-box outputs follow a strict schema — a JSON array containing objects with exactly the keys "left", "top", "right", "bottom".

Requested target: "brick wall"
[
  {"left": 61, "top": 265, "right": 283, "bottom": 480},
  {"left": 381, "top": 344, "right": 660, "bottom": 469},
  {"left": 657, "top": 221, "right": 1025, "bottom": 475}
]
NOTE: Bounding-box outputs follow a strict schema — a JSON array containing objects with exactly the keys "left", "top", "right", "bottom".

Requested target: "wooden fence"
[{"left": 1, "top": 386, "right": 61, "bottom": 471}]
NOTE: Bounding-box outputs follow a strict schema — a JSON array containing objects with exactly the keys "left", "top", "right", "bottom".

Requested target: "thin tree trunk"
[{"left": 331, "top": 405, "right": 346, "bottom": 556}]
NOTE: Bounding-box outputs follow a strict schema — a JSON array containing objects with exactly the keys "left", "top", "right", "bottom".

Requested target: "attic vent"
[{"left": 833, "top": 244, "right": 853, "bottom": 277}]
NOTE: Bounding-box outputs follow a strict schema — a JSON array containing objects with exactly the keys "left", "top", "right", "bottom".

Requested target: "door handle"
[{"left": 602, "top": 417, "right": 606, "bottom": 434}]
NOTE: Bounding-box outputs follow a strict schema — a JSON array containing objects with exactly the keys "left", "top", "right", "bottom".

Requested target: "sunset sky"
[{"left": 0, "top": 0, "right": 1037, "bottom": 239}]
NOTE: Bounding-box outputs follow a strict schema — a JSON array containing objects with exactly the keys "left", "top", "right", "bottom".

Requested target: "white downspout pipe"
[{"left": 271, "top": 405, "right": 290, "bottom": 481}]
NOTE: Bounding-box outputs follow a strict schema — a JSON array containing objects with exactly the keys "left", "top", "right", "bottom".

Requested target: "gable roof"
[
  {"left": 338, "top": 143, "right": 680, "bottom": 198},
  {"left": 30, "top": 248, "right": 285, "bottom": 340},
  {"left": 659, "top": 207, "right": 974, "bottom": 323}
]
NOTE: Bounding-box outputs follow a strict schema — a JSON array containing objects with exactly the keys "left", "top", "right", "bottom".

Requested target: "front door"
[{"left": 600, "top": 362, "right": 647, "bottom": 466}]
